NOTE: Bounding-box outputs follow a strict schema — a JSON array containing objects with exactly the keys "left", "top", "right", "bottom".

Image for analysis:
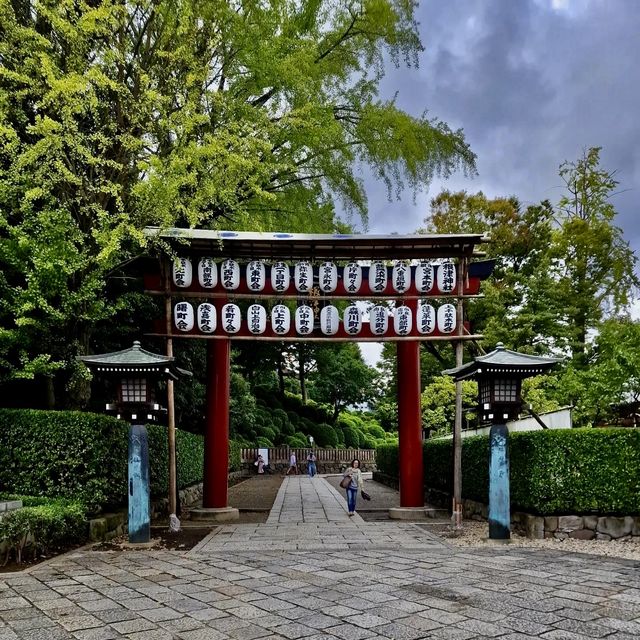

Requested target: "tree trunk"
[
  {"left": 277, "top": 355, "right": 285, "bottom": 397},
  {"left": 45, "top": 376, "right": 56, "bottom": 410},
  {"left": 299, "top": 348, "right": 307, "bottom": 404}
]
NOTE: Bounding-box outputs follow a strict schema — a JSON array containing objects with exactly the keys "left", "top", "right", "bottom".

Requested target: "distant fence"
[{"left": 240, "top": 447, "right": 376, "bottom": 465}]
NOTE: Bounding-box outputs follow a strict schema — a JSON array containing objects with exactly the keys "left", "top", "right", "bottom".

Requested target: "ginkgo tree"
[{"left": 0, "top": 0, "right": 475, "bottom": 405}]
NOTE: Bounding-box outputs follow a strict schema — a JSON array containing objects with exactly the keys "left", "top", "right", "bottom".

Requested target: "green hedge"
[
  {"left": 0, "top": 409, "right": 238, "bottom": 512},
  {"left": 0, "top": 498, "right": 86, "bottom": 564},
  {"left": 377, "top": 428, "right": 640, "bottom": 515},
  {"left": 376, "top": 444, "right": 400, "bottom": 478}
]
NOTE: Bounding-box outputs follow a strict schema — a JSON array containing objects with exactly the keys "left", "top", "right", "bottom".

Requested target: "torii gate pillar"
[
  {"left": 397, "top": 340, "right": 424, "bottom": 507},
  {"left": 191, "top": 338, "right": 239, "bottom": 522}
]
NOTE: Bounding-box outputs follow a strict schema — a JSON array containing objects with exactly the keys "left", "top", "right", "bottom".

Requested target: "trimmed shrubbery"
[
  {"left": 377, "top": 428, "right": 640, "bottom": 515},
  {"left": 0, "top": 409, "right": 240, "bottom": 512},
  {"left": 0, "top": 497, "right": 86, "bottom": 564}
]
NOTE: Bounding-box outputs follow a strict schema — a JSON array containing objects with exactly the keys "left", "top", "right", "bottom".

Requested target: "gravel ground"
[
  {"left": 445, "top": 519, "right": 640, "bottom": 561},
  {"left": 326, "top": 476, "right": 640, "bottom": 561}
]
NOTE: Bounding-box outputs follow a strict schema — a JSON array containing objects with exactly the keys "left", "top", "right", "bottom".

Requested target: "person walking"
[
  {"left": 286, "top": 451, "right": 298, "bottom": 475},
  {"left": 306, "top": 451, "right": 317, "bottom": 477},
  {"left": 255, "top": 454, "right": 265, "bottom": 474},
  {"left": 342, "top": 458, "right": 364, "bottom": 516}
]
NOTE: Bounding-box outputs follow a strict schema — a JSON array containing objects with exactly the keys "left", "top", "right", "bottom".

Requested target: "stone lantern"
[
  {"left": 444, "top": 343, "right": 560, "bottom": 539},
  {"left": 78, "top": 342, "right": 190, "bottom": 544}
]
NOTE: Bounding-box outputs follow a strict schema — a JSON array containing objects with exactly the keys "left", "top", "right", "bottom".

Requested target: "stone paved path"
[{"left": 2, "top": 477, "right": 640, "bottom": 639}]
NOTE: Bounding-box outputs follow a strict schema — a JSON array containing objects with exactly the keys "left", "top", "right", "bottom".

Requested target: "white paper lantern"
[
  {"left": 247, "top": 304, "right": 267, "bottom": 334},
  {"left": 221, "top": 303, "right": 241, "bottom": 333},
  {"left": 294, "top": 261, "right": 312, "bottom": 292},
  {"left": 173, "top": 258, "right": 192, "bottom": 288},
  {"left": 437, "top": 303, "right": 457, "bottom": 334},
  {"left": 320, "top": 305, "right": 340, "bottom": 335},
  {"left": 369, "top": 261, "right": 387, "bottom": 294},
  {"left": 394, "top": 305, "right": 412, "bottom": 336},
  {"left": 392, "top": 261, "right": 411, "bottom": 293},
  {"left": 295, "top": 305, "right": 314, "bottom": 335},
  {"left": 417, "top": 303, "right": 436, "bottom": 335},
  {"left": 271, "top": 262, "right": 290, "bottom": 293},
  {"left": 437, "top": 261, "right": 456, "bottom": 293},
  {"left": 220, "top": 259, "right": 240, "bottom": 290},
  {"left": 197, "top": 258, "right": 217, "bottom": 289},
  {"left": 197, "top": 303, "right": 216, "bottom": 334},
  {"left": 343, "top": 263, "right": 362, "bottom": 294},
  {"left": 246, "top": 261, "right": 266, "bottom": 292},
  {"left": 271, "top": 304, "right": 291, "bottom": 335},
  {"left": 415, "top": 261, "right": 435, "bottom": 293},
  {"left": 369, "top": 305, "right": 389, "bottom": 336},
  {"left": 319, "top": 261, "right": 338, "bottom": 293},
  {"left": 343, "top": 305, "right": 362, "bottom": 336},
  {"left": 174, "top": 301, "right": 194, "bottom": 332}
]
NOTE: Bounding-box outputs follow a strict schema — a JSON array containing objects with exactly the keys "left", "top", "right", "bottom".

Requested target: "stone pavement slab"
[
  {"left": 3, "top": 544, "right": 640, "bottom": 639},
  {"left": 267, "top": 476, "right": 366, "bottom": 524},
  {"left": 4, "top": 477, "right": 640, "bottom": 638}
]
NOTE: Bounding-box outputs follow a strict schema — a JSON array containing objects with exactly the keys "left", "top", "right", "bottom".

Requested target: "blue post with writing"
[
  {"left": 128, "top": 424, "right": 150, "bottom": 543},
  {"left": 488, "top": 424, "right": 510, "bottom": 539}
]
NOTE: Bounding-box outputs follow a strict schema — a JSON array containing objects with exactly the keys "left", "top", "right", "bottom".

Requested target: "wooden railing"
[{"left": 240, "top": 447, "right": 376, "bottom": 464}]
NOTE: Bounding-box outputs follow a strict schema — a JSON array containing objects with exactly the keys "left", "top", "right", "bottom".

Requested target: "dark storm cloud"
[{"left": 362, "top": 0, "right": 640, "bottom": 252}]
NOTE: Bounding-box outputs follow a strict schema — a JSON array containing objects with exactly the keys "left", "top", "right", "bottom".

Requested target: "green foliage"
[
  {"left": 342, "top": 426, "right": 361, "bottom": 448},
  {"left": 313, "top": 423, "right": 339, "bottom": 448},
  {"left": 375, "top": 444, "right": 399, "bottom": 478},
  {"left": 230, "top": 372, "right": 257, "bottom": 439},
  {"left": 0, "top": 0, "right": 473, "bottom": 392},
  {"left": 414, "top": 429, "right": 640, "bottom": 514},
  {"left": 422, "top": 150, "right": 638, "bottom": 363},
  {"left": 0, "top": 498, "right": 86, "bottom": 564},
  {"left": 420, "top": 376, "right": 477, "bottom": 436},
  {"left": 256, "top": 436, "right": 274, "bottom": 448},
  {"left": 553, "top": 148, "right": 639, "bottom": 362},
  {"left": 508, "top": 429, "right": 640, "bottom": 514},
  {"left": 0, "top": 408, "right": 234, "bottom": 511},
  {"left": 572, "top": 319, "right": 640, "bottom": 425},
  {"left": 309, "top": 343, "right": 378, "bottom": 421},
  {"left": 286, "top": 433, "right": 308, "bottom": 447},
  {"left": 229, "top": 441, "right": 241, "bottom": 472},
  {"left": 422, "top": 190, "right": 558, "bottom": 352}
]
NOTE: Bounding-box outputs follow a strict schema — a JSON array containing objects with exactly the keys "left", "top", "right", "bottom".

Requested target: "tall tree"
[
  {"left": 0, "top": 0, "right": 475, "bottom": 404},
  {"left": 552, "top": 147, "right": 638, "bottom": 363},
  {"left": 422, "top": 191, "right": 556, "bottom": 352},
  {"left": 309, "top": 342, "right": 377, "bottom": 422}
]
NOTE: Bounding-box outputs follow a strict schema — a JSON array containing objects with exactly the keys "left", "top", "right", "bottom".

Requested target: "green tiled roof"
[
  {"left": 443, "top": 343, "right": 561, "bottom": 380},
  {"left": 77, "top": 341, "right": 191, "bottom": 378}
]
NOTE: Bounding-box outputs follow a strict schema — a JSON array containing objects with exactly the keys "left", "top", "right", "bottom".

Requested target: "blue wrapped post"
[
  {"left": 128, "top": 424, "right": 150, "bottom": 543},
  {"left": 488, "top": 424, "right": 510, "bottom": 540}
]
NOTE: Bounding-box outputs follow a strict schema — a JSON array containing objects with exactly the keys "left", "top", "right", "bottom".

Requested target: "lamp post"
[
  {"left": 444, "top": 343, "right": 560, "bottom": 539},
  {"left": 78, "top": 342, "right": 191, "bottom": 544}
]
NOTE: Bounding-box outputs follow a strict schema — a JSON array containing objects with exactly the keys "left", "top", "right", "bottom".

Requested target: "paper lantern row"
[
  {"left": 172, "top": 258, "right": 456, "bottom": 294},
  {"left": 174, "top": 302, "right": 457, "bottom": 336}
]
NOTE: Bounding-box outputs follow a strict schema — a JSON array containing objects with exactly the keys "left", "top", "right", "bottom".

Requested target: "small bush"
[
  {"left": 287, "top": 432, "right": 308, "bottom": 447},
  {"left": 342, "top": 425, "right": 360, "bottom": 448},
  {"left": 0, "top": 499, "right": 86, "bottom": 565}
]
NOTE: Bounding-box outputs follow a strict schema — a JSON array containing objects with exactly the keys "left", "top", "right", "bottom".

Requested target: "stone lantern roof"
[
  {"left": 443, "top": 343, "right": 561, "bottom": 381},
  {"left": 77, "top": 341, "right": 191, "bottom": 380}
]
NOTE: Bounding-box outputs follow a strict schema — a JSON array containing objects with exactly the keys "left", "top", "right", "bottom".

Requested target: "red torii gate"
[{"left": 144, "top": 228, "right": 487, "bottom": 520}]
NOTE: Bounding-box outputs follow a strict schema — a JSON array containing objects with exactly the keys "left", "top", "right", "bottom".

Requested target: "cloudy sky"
[
  {"left": 361, "top": 0, "right": 639, "bottom": 251},
  {"left": 357, "top": 0, "right": 639, "bottom": 364}
]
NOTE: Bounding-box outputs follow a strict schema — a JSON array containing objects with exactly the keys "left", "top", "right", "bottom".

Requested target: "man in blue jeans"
[{"left": 306, "top": 451, "right": 317, "bottom": 477}]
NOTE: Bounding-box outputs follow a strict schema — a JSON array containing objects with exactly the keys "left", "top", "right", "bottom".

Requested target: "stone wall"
[{"left": 373, "top": 472, "right": 640, "bottom": 541}]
